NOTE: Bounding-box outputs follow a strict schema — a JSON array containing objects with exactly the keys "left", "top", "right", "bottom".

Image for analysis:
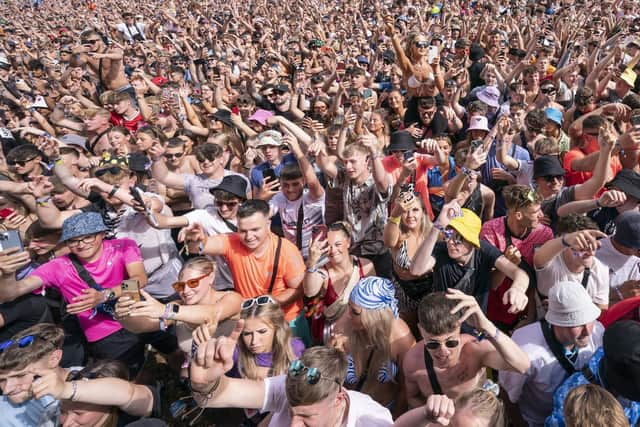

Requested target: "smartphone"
[
  {"left": 312, "top": 224, "right": 328, "bottom": 241},
  {"left": 631, "top": 115, "right": 640, "bottom": 127},
  {"left": 337, "top": 62, "right": 346, "bottom": 73},
  {"left": 121, "top": 279, "right": 141, "bottom": 302},
  {"left": 0, "top": 230, "right": 23, "bottom": 251},
  {"left": 403, "top": 150, "right": 414, "bottom": 161},
  {"left": 427, "top": 45, "right": 439, "bottom": 64},
  {"left": 0, "top": 208, "right": 15, "bottom": 219},
  {"left": 130, "top": 186, "right": 159, "bottom": 227},
  {"left": 262, "top": 168, "right": 280, "bottom": 190}
]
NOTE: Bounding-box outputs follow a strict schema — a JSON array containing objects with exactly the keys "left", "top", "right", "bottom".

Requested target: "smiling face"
[
  {"left": 401, "top": 199, "right": 424, "bottom": 230},
  {"left": 554, "top": 323, "right": 595, "bottom": 349},
  {"left": 241, "top": 317, "right": 275, "bottom": 354},
  {"left": 237, "top": 212, "right": 270, "bottom": 251},
  {"left": 0, "top": 354, "right": 58, "bottom": 404},
  {"left": 178, "top": 267, "right": 213, "bottom": 305},
  {"left": 419, "top": 325, "right": 463, "bottom": 369},
  {"left": 326, "top": 229, "right": 351, "bottom": 265}
]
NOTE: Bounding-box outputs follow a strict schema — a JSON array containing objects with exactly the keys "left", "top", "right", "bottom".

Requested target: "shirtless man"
[
  {"left": 403, "top": 290, "right": 530, "bottom": 407},
  {"left": 157, "top": 137, "right": 199, "bottom": 214},
  {"left": 77, "top": 30, "right": 132, "bottom": 97}
]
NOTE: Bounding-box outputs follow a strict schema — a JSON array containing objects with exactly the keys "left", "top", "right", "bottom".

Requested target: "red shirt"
[
  {"left": 382, "top": 153, "right": 438, "bottom": 220},
  {"left": 110, "top": 111, "right": 146, "bottom": 133}
]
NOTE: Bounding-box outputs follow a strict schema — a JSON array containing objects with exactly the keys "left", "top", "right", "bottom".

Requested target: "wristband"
[
  {"left": 69, "top": 380, "right": 79, "bottom": 401},
  {"left": 306, "top": 266, "right": 319, "bottom": 274},
  {"left": 389, "top": 216, "right": 401, "bottom": 225},
  {"left": 108, "top": 185, "right": 119, "bottom": 197},
  {"left": 36, "top": 196, "right": 52, "bottom": 206},
  {"left": 159, "top": 318, "right": 167, "bottom": 332},
  {"left": 595, "top": 199, "right": 602, "bottom": 208},
  {"left": 461, "top": 166, "right": 474, "bottom": 177},
  {"left": 160, "top": 303, "right": 172, "bottom": 320}
]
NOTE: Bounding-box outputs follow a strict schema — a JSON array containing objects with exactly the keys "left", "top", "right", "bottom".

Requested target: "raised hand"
[{"left": 190, "top": 319, "right": 245, "bottom": 387}]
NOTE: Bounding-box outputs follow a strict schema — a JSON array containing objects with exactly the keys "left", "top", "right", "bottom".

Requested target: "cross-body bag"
[
  {"left": 540, "top": 319, "right": 576, "bottom": 377},
  {"left": 267, "top": 237, "right": 283, "bottom": 294},
  {"left": 68, "top": 253, "right": 117, "bottom": 319}
]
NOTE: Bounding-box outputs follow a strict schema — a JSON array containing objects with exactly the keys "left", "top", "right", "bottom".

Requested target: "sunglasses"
[
  {"left": 543, "top": 175, "right": 564, "bottom": 183},
  {"left": 172, "top": 273, "right": 209, "bottom": 292},
  {"left": 215, "top": 200, "right": 240, "bottom": 208},
  {"left": 289, "top": 360, "right": 341, "bottom": 386},
  {"left": 425, "top": 339, "right": 460, "bottom": 350},
  {"left": 441, "top": 228, "right": 464, "bottom": 245},
  {"left": 540, "top": 87, "right": 556, "bottom": 94},
  {"left": 164, "top": 152, "right": 184, "bottom": 159},
  {"left": 95, "top": 166, "right": 123, "bottom": 177},
  {"left": 82, "top": 39, "right": 100, "bottom": 45},
  {"left": 8, "top": 156, "right": 38, "bottom": 167},
  {"left": 241, "top": 295, "right": 276, "bottom": 310},
  {"left": 0, "top": 335, "right": 36, "bottom": 353},
  {"left": 414, "top": 41, "right": 430, "bottom": 48}
]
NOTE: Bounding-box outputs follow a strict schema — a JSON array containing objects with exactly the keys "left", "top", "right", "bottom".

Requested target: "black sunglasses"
[
  {"left": 95, "top": 166, "right": 122, "bottom": 177},
  {"left": 414, "top": 41, "right": 430, "bottom": 48},
  {"left": 543, "top": 175, "right": 564, "bottom": 182},
  {"left": 8, "top": 156, "right": 38, "bottom": 167},
  {"left": 164, "top": 152, "right": 184, "bottom": 159},
  {"left": 540, "top": 86, "right": 556, "bottom": 94},
  {"left": 425, "top": 339, "right": 460, "bottom": 350},
  {"left": 82, "top": 39, "right": 100, "bottom": 45}
]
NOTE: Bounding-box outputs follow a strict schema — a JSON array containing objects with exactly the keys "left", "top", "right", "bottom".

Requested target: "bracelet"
[
  {"left": 306, "top": 266, "right": 319, "bottom": 274},
  {"left": 160, "top": 303, "right": 172, "bottom": 320},
  {"left": 561, "top": 236, "right": 571, "bottom": 248},
  {"left": 69, "top": 380, "right": 78, "bottom": 401},
  {"left": 159, "top": 318, "right": 167, "bottom": 332},
  {"left": 36, "top": 196, "right": 51, "bottom": 206},
  {"left": 461, "top": 166, "right": 474, "bottom": 177},
  {"left": 108, "top": 185, "right": 119, "bottom": 197},
  {"left": 192, "top": 377, "right": 221, "bottom": 401},
  {"left": 389, "top": 216, "right": 401, "bottom": 225}
]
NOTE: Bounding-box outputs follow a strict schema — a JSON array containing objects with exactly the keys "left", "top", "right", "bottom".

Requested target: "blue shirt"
[
  {"left": 249, "top": 154, "right": 298, "bottom": 189},
  {"left": 0, "top": 394, "right": 60, "bottom": 427},
  {"left": 545, "top": 348, "right": 640, "bottom": 427}
]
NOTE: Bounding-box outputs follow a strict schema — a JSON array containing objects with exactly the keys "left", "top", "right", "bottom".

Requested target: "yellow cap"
[{"left": 448, "top": 208, "right": 481, "bottom": 247}]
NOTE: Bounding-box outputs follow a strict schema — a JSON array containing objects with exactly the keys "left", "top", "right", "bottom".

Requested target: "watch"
[{"left": 166, "top": 303, "right": 180, "bottom": 320}]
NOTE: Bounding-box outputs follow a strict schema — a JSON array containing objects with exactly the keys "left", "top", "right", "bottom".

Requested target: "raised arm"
[
  {"left": 148, "top": 144, "right": 187, "bottom": 189},
  {"left": 283, "top": 133, "right": 324, "bottom": 201},
  {"left": 573, "top": 123, "right": 615, "bottom": 201}
]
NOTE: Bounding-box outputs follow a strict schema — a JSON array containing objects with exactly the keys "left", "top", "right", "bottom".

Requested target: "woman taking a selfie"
[{"left": 303, "top": 221, "right": 376, "bottom": 345}]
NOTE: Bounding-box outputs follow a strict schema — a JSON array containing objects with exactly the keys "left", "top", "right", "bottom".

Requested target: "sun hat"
[
  {"left": 468, "top": 115, "right": 490, "bottom": 132},
  {"left": 448, "top": 208, "right": 481, "bottom": 247},
  {"left": 387, "top": 131, "right": 416, "bottom": 152},
  {"left": 256, "top": 130, "right": 283, "bottom": 147},
  {"left": 620, "top": 68, "right": 637, "bottom": 87},
  {"left": 59, "top": 134, "right": 88, "bottom": 152},
  {"left": 545, "top": 281, "right": 601, "bottom": 327},
  {"left": 349, "top": 277, "right": 399, "bottom": 318},
  {"left": 613, "top": 211, "right": 640, "bottom": 249},
  {"left": 477, "top": 86, "right": 501, "bottom": 108},
  {"left": 544, "top": 108, "right": 563, "bottom": 127},
  {"left": 59, "top": 212, "right": 108, "bottom": 243},
  {"left": 210, "top": 175, "right": 248, "bottom": 199},
  {"left": 533, "top": 155, "right": 566, "bottom": 179},
  {"left": 601, "top": 321, "right": 640, "bottom": 401},
  {"left": 247, "top": 109, "right": 274, "bottom": 126}
]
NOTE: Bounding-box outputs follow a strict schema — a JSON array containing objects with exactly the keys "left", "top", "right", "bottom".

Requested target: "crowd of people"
[{"left": 0, "top": 0, "right": 640, "bottom": 425}]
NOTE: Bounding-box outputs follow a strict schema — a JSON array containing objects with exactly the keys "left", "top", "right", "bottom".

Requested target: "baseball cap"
[
  {"left": 59, "top": 134, "right": 88, "bottom": 152},
  {"left": 613, "top": 211, "right": 640, "bottom": 250},
  {"left": 448, "top": 208, "right": 481, "bottom": 247},
  {"left": 545, "top": 281, "right": 601, "bottom": 327}
]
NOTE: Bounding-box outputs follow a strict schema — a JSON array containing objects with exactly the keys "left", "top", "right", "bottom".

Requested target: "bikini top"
[
  {"left": 394, "top": 239, "right": 412, "bottom": 270},
  {"left": 407, "top": 73, "right": 435, "bottom": 89},
  {"left": 345, "top": 352, "right": 399, "bottom": 387}
]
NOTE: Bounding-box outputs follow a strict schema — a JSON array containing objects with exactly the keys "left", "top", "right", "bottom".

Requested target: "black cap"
[
  {"left": 210, "top": 175, "right": 248, "bottom": 199},
  {"left": 533, "top": 155, "right": 565, "bottom": 179},
  {"left": 607, "top": 169, "right": 640, "bottom": 200},
  {"left": 128, "top": 152, "right": 151, "bottom": 173},
  {"left": 387, "top": 131, "right": 416, "bottom": 152},
  {"left": 469, "top": 44, "right": 485, "bottom": 61},
  {"left": 602, "top": 321, "right": 640, "bottom": 401},
  {"left": 210, "top": 109, "right": 234, "bottom": 128}
]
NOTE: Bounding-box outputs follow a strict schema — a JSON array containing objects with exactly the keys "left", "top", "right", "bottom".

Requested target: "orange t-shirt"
[{"left": 219, "top": 233, "right": 305, "bottom": 321}]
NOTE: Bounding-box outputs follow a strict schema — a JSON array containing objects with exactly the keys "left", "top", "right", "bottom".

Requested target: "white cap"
[{"left": 545, "top": 281, "right": 601, "bottom": 327}]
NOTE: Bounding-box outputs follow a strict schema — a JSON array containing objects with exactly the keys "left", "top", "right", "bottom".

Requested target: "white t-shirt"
[
  {"left": 184, "top": 206, "right": 235, "bottom": 291},
  {"left": 536, "top": 253, "right": 609, "bottom": 306},
  {"left": 500, "top": 321, "right": 604, "bottom": 427},
  {"left": 515, "top": 159, "right": 534, "bottom": 187},
  {"left": 269, "top": 189, "right": 325, "bottom": 259},
  {"left": 261, "top": 375, "right": 393, "bottom": 427},
  {"left": 595, "top": 237, "right": 640, "bottom": 289},
  {"left": 116, "top": 22, "right": 146, "bottom": 41}
]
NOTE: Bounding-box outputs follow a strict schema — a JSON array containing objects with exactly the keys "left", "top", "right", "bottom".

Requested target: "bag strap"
[
  {"left": 268, "top": 237, "right": 282, "bottom": 294},
  {"left": 295, "top": 203, "right": 304, "bottom": 250},
  {"left": 454, "top": 250, "right": 476, "bottom": 292},
  {"left": 221, "top": 216, "right": 238, "bottom": 233},
  {"left": 355, "top": 350, "right": 374, "bottom": 392},
  {"left": 68, "top": 253, "right": 104, "bottom": 291},
  {"left": 581, "top": 268, "right": 591, "bottom": 289},
  {"left": 503, "top": 217, "right": 537, "bottom": 291},
  {"left": 423, "top": 345, "right": 444, "bottom": 395},
  {"left": 581, "top": 365, "right": 598, "bottom": 384},
  {"left": 540, "top": 319, "right": 576, "bottom": 377}
]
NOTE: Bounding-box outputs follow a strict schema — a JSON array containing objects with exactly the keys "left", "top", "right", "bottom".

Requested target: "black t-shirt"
[
  {"left": 432, "top": 239, "right": 503, "bottom": 310},
  {"left": 588, "top": 206, "right": 619, "bottom": 236}
]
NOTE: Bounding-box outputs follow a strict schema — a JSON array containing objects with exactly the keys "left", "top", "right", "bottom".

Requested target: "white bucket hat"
[{"left": 545, "top": 281, "right": 601, "bottom": 327}]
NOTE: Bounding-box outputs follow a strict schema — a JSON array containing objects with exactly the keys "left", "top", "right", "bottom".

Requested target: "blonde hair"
[
  {"left": 456, "top": 388, "right": 506, "bottom": 427},
  {"left": 534, "top": 137, "right": 560, "bottom": 156},
  {"left": 179, "top": 256, "right": 216, "bottom": 279},
  {"left": 564, "top": 384, "right": 629, "bottom": 427},
  {"left": 348, "top": 307, "right": 394, "bottom": 382},
  {"left": 342, "top": 143, "right": 369, "bottom": 159},
  {"left": 237, "top": 299, "right": 296, "bottom": 381}
]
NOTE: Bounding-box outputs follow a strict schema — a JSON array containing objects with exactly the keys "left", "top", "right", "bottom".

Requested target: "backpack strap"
[
  {"left": 268, "top": 237, "right": 283, "bottom": 294},
  {"left": 423, "top": 345, "right": 444, "bottom": 395},
  {"left": 540, "top": 319, "right": 576, "bottom": 377}
]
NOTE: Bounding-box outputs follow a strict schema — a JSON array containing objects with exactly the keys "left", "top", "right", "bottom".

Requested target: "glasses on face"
[
  {"left": 0, "top": 335, "right": 36, "bottom": 353},
  {"left": 164, "top": 152, "right": 184, "bottom": 159},
  {"left": 442, "top": 229, "right": 464, "bottom": 245},
  {"left": 82, "top": 39, "right": 100, "bottom": 45},
  {"left": 540, "top": 86, "right": 556, "bottom": 95},
  {"left": 414, "top": 41, "right": 430, "bottom": 48},
  {"left": 425, "top": 339, "right": 460, "bottom": 350},
  {"left": 543, "top": 175, "right": 564, "bottom": 183},
  {"left": 241, "top": 295, "right": 276, "bottom": 310},
  {"left": 95, "top": 166, "right": 123, "bottom": 177},
  {"left": 172, "top": 273, "right": 209, "bottom": 292},
  {"left": 7, "top": 156, "right": 38, "bottom": 167},
  {"left": 196, "top": 156, "right": 215, "bottom": 164},
  {"left": 289, "top": 360, "right": 341, "bottom": 386},
  {"left": 215, "top": 200, "right": 240, "bottom": 209},
  {"left": 67, "top": 234, "right": 98, "bottom": 247}
]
